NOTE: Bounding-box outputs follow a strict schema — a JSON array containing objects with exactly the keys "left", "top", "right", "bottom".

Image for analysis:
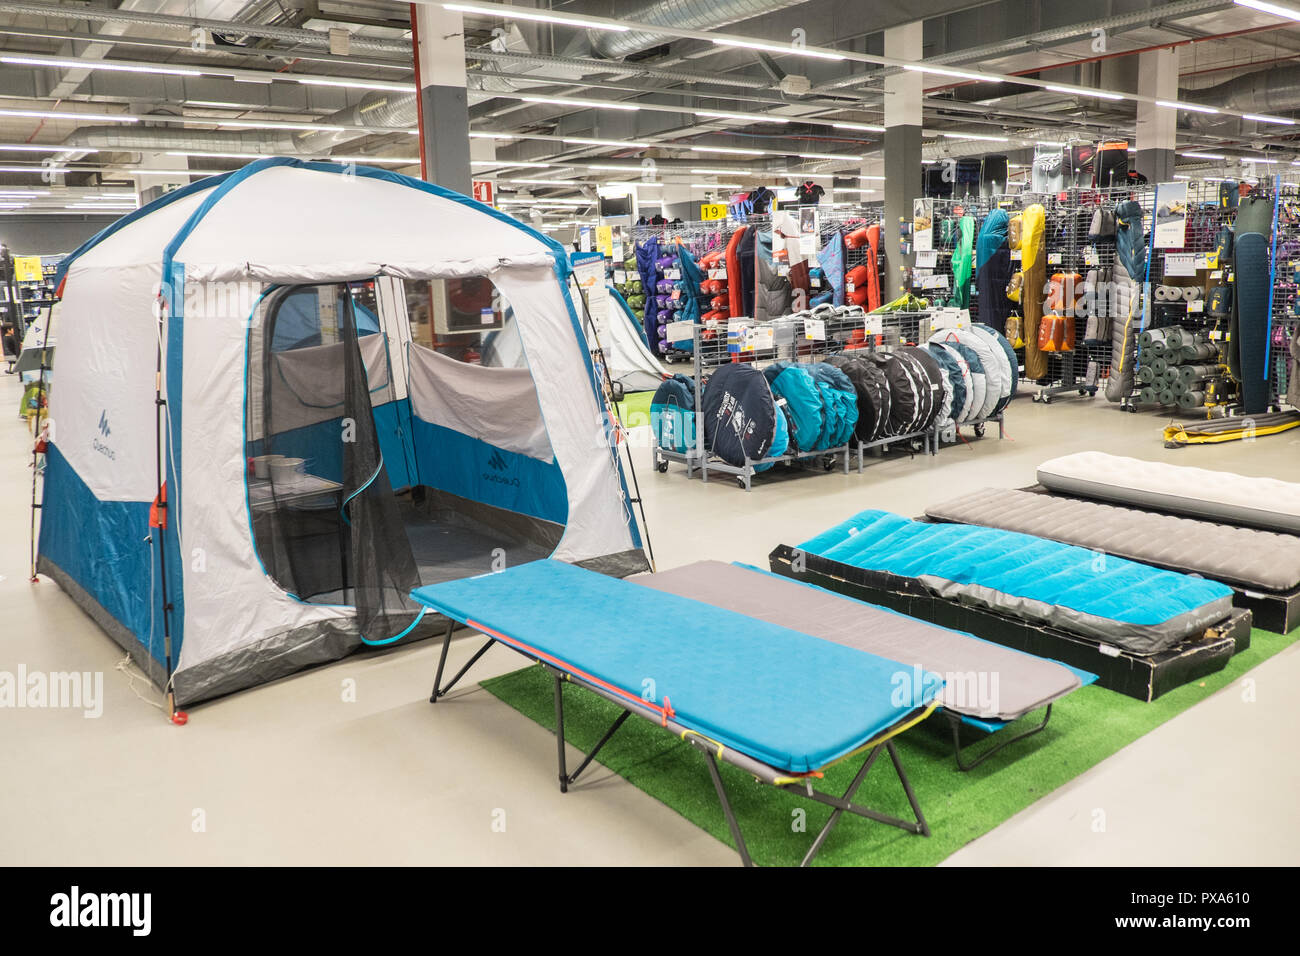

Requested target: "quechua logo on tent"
[
  {"left": 482, "top": 448, "right": 520, "bottom": 487},
  {"left": 92, "top": 410, "right": 116, "bottom": 461}
]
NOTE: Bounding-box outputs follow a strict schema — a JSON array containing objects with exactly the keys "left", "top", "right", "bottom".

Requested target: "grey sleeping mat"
[
  {"left": 926, "top": 488, "right": 1300, "bottom": 594},
  {"left": 633, "top": 560, "right": 1083, "bottom": 722}
]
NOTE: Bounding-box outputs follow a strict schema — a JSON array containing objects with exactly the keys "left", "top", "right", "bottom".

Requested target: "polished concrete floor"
[{"left": 3, "top": 368, "right": 1298, "bottom": 866}]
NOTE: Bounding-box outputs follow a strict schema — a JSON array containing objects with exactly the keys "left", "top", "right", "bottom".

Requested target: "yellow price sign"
[
  {"left": 13, "top": 256, "right": 43, "bottom": 282},
  {"left": 700, "top": 203, "right": 728, "bottom": 221}
]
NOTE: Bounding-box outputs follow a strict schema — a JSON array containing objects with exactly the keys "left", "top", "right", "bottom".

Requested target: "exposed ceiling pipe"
[
  {"left": 0, "top": 0, "right": 410, "bottom": 53},
  {"left": 471, "top": 46, "right": 771, "bottom": 89},
  {"left": 1179, "top": 65, "right": 1300, "bottom": 136},
  {"left": 588, "top": 0, "right": 811, "bottom": 60}
]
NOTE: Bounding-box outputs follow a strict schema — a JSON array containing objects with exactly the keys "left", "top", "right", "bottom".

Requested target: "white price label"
[
  {"left": 1047, "top": 252, "right": 1062, "bottom": 266},
  {"left": 920, "top": 274, "right": 950, "bottom": 290},
  {"left": 1187, "top": 299, "right": 1205, "bottom": 313},
  {"left": 1010, "top": 249, "right": 1022, "bottom": 261},
  {"left": 804, "top": 317, "right": 826, "bottom": 341},
  {"left": 665, "top": 268, "right": 681, "bottom": 280},
  {"left": 709, "top": 269, "right": 726, "bottom": 280},
  {"left": 915, "top": 249, "right": 938, "bottom": 268},
  {"left": 864, "top": 315, "right": 883, "bottom": 336},
  {"left": 1164, "top": 253, "right": 1197, "bottom": 277},
  {"left": 845, "top": 279, "right": 855, "bottom": 293},
  {"left": 613, "top": 269, "right": 626, "bottom": 283},
  {"left": 666, "top": 321, "right": 694, "bottom": 344}
]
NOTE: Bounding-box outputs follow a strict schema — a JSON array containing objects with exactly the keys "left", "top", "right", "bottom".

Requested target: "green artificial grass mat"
[
  {"left": 614, "top": 390, "right": 654, "bottom": 430},
  {"left": 482, "top": 627, "right": 1295, "bottom": 866}
]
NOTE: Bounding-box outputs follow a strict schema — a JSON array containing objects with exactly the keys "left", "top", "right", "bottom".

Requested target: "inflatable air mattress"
[
  {"left": 1038, "top": 450, "right": 1300, "bottom": 534},
  {"left": 926, "top": 487, "right": 1300, "bottom": 593},
  {"left": 798, "top": 510, "right": 1233, "bottom": 654}
]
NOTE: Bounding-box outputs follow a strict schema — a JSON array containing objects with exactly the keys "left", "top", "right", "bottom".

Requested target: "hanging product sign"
[
  {"left": 666, "top": 320, "right": 694, "bottom": 345},
  {"left": 1154, "top": 181, "right": 1188, "bottom": 249},
  {"left": 700, "top": 203, "right": 728, "bottom": 221},
  {"left": 578, "top": 226, "right": 593, "bottom": 253},
  {"left": 596, "top": 225, "right": 613, "bottom": 258},
  {"left": 471, "top": 179, "right": 494, "bottom": 206},
  {"left": 912, "top": 198, "right": 934, "bottom": 252},
  {"left": 915, "top": 249, "right": 938, "bottom": 269},
  {"left": 571, "top": 252, "right": 609, "bottom": 336}
]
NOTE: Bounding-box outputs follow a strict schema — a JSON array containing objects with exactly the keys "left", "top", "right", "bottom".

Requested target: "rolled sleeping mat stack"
[{"left": 1178, "top": 389, "right": 1208, "bottom": 410}]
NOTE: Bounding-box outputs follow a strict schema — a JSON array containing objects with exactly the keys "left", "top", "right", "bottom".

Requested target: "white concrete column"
[
  {"left": 1136, "top": 47, "right": 1179, "bottom": 183},
  {"left": 413, "top": 3, "right": 471, "bottom": 193},
  {"left": 883, "top": 22, "right": 924, "bottom": 290}
]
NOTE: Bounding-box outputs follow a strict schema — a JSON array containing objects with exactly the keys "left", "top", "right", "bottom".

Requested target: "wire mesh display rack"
[
  {"left": 1269, "top": 181, "right": 1300, "bottom": 413},
  {"left": 1031, "top": 185, "right": 1154, "bottom": 405},
  {"left": 652, "top": 306, "right": 940, "bottom": 491}
]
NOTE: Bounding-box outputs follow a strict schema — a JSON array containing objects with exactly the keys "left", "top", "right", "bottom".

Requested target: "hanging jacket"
[
  {"left": 754, "top": 229, "right": 792, "bottom": 323},
  {"left": 975, "top": 209, "right": 1013, "bottom": 336},
  {"left": 634, "top": 237, "right": 661, "bottom": 347},
  {"left": 736, "top": 226, "right": 758, "bottom": 318}
]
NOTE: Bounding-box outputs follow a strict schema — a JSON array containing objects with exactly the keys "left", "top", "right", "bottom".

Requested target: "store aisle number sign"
[{"left": 700, "top": 203, "right": 728, "bottom": 221}]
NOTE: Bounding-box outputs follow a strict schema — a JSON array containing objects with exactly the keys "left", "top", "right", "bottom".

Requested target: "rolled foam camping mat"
[
  {"left": 1157, "top": 387, "right": 1176, "bottom": 405},
  {"left": 1179, "top": 363, "right": 1219, "bottom": 383},
  {"left": 1136, "top": 365, "right": 1155, "bottom": 384},
  {"left": 1232, "top": 195, "right": 1273, "bottom": 414},
  {"left": 1139, "top": 385, "right": 1157, "bottom": 405},
  {"left": 1178, "top": 389, "right": 1207, "bottom": 409},
  {"left": 1164, "top": 409, "right": 1300, "bottom": 447}
]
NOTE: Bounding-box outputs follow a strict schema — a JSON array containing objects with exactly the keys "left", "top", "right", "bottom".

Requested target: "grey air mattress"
[
  {"left": 926, "top": 487, "right": 1300, "bottom": 594},
  {"left": 634, "top": 560, "right": 1083, "bottom": 722},
  {"left": 1038, "top": 451, "right": 1300, "bottom": 534}
]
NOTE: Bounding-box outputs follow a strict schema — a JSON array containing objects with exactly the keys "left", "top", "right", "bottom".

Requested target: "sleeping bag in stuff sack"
[
  {"left": 946, "top": 342, "right": 987, "bottom": 423},
  {"left": 702, "top": 363, "right": 779, "bottom": 466},
  {"left": 821, "top": 228, "right": 846, "bottom": 307},
  {"left": 894, "top": 346, "right": 944, "bottom": 432},
  {"left": 764, "top": 362, "right": 823, "bottom": 452},
  {"left": 806, "top": 362, "right": 859, "bottom": 448},
  {"left": 869, "top": 351, "right": 927, "bottom": 436},
  {"left": 971, "top": 322, "right": 1019, "bottom": 413},
  {"left": 929, "top": 327, "right": 1002, "bottom": 421},
  {"left": 846, "top": 264, "right": 870, "bottom": 292},
  {"left": 933, "top": 342, "right": 974, "bottom": 422},
  {"left": 827, "top": 353, "right": 892, "bottom": 444},
  {"left": 1232, "top": 194, "right": 1273, "bottom": 414},
  {"left": 925, "top": 343, "right": 963, "bottom": 427},
  {"left": 650, "top": 373, "right": 697, "bottom": 454},
  {"left": 847, "top": 286, "right": 870, "bottom": 307},
  {"left": 844, "top": 225, "right": 870, "bottom": 249}
]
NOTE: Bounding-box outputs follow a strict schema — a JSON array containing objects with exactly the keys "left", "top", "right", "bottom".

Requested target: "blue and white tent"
[{"left": 38, "top": 158, "right": 647, "bottom": 708}]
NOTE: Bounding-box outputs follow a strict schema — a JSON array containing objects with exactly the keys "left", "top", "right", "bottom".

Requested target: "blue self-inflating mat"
[
  {"left": 410, "top": 560, "right": 941, "bottom": 773},
  {"left": 799, "top": 511, "right": 1234, "bottom": 654}
]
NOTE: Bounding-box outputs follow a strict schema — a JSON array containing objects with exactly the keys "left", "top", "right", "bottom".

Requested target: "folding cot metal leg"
[
  {"left": 553, "top": 674, "right": 569, "bottom": 793},
  {"left": 702, "top": 749, "right": 753, "bottom": 867},
  {"left": 429, "top": 621, "right": 493, "bottom": 703},
  {"left": 563, "top": 711, "right": 631, "bottom": 787},
  {"left": 799, "top": 744, "right": 884, "bottom": 867},
  {"left": 949, "top": 704, "right": 1052, "bottom": 772},
  {"left": 887, "top": 742, "right": 930, "bottom": 838}
]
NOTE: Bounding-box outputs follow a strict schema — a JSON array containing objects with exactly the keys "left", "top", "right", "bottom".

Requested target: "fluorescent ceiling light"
[
  {"left": 607, "top": 181, "right": 662, "bottom": 187},
  {"left": 470, "top": 132, "right": 514, "bottom": 140},
  {"left": 505, "top": 178, "right": 584, "bottom": 185},
  {"left": 564, "top": 136, "right": 649, "bottom": 148},
  {"left": 471, "top": 160, "right": 554, "bottom": 168},
  {"left": 585, "top": 164, "right": 639, "bottom": 171},
  {"left": 691, "top": 167, "right": 755, "bottom": 175},
  {"left": 1044, "top": 84, "right": 1125, "bottom": 101},
  {"left": 0, "top": 108, "right": 137, "bottom": 123},
  {"left": 1233, "top": 0, "right": 1300, "bottom": 21},
  {"left": 65, "top": 203, "right": 137, "bottom": 209},
  {"left": 520, "top": 95, "right": 639, "bottom": 111},
  {"left": 838, "top": 187, "right": 878, "bottom": 193},
  {"left": 294, "top": 77, "right": 412, "bottom": 92},
  {"left": 1157, "top": 100, "right": 1219, "bottom": 114},
  {"left": 1243, "top": 112, "right": 1297, "bottom": 125},
  {"left": 688, "top": 145, "right": 767, "bottom": 155},
  {"left": 711, "top": 38, "right": 846, "bottom": 61},
  {"left": 185, "top": 100, "right": 251, "bottom": 109},
  {"left": 214, "top": 120, "right": 348, "bottom": 132},
  {"left": 0, "top": 202, "right": 28, "bottom": 208},
  {"left": 0, "top": 54, "right": 202, "bottom": 76},
  {"left": 833, "top": 122, "right": 886, "bottom": 132},
  {"left": 691, "top": 183, "right": 741, "bottom": 189},
  {"left": 904, "top": 65, "right": 996, "bottom": 83},
  {"left": 163, "top": 150, "right": 417, "bottom": 164},
  {"left": 695, "top": 109, "right": 788, "bottom": 123},
  {"left": 941, "top": 132, "right": 1009, "bottom": 142},
  {"left": 443, "top": 3, "right": 631, "bottom": 32},
  {"left": 796, "top": 151, "right": 861, "bottom": 160},
  {"left": 858, "top": 174, "right": 886, "bottom": 180},
  {"left": 0, "top": 189, "right": 49, "bottom": 195},
  {"left": 0, "top": 143, "right": 85, "bottom": 152},
  {"left": 1173, "top": 174, "right": 1191, "bottom": 180},
  {"left": 1181, "top": 151, "right": 1225, "bottom": 159}
]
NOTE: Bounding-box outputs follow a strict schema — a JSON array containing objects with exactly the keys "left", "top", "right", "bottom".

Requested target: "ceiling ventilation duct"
[
  {"left": 1180, "top": 66, "right": 1300, "bottom": 135},
  {"left": 588, "top": 0, "right": 812, "bottom": 60}
]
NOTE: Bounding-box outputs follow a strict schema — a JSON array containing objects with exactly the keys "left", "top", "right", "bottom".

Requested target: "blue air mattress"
[
  {"left": 798, "top": 511, "right": 1234, "bottom": 655},
  {"left": 410, "top": 560, "right": 941, "bottom": 773}
]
